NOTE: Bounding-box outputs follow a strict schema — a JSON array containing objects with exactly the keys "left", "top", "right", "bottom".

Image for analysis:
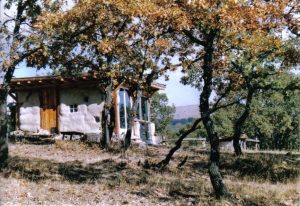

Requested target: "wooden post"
[
  {"left": 113, "top": 89, "right": 120, "bottom": 137},
  {"left": 255, "top": 138, "right": 258, "bottom": 151},
  {"left": 56, "top": 88, "right": 60, "bottom": 133}
]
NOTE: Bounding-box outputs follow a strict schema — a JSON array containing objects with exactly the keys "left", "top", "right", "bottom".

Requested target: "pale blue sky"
[
  {"left": 13, "top": 64, "right": 199, "bottom": 106},
  {"left": 158, "top": 70, "right": 199, "bottom": 106}
]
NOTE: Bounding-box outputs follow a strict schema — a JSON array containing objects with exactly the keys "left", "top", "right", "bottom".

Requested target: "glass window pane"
[
  {"left": 125, "top": 90, "right": 131, "bottom": 125},
  {"left": 136, "top": 97, "right": 140, "bottom": 119},
  {"left": 119, "top": 89, "right": 126, "bottom": 128},
  {"left": 141, "top": 97, "right": 148, "bottom": 121}
]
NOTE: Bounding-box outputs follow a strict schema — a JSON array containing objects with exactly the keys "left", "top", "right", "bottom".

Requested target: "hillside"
[{"left": 173, "top": 105, "right": 200, "bottom": 120}]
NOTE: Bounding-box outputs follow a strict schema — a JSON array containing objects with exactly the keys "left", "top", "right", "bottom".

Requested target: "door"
[{"left": 40, "top": 88, "right": 57, "bottom": 133}]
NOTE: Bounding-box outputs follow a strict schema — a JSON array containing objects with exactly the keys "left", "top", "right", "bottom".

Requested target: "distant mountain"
[{"left": 174, "top": 105, "right": 200, "bottom": 120}]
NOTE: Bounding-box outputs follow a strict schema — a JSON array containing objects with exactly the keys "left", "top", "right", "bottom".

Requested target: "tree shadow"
[
  {"left": 2, "top": 156, "right": 130, "bottom": 183},
  {"left": 9, "top": 135, "right": 55, "bottom": 145},
  {"left": 58, "top": 159, "right": 127, "bottom": 183},
  {"left": 191, "top": 161, "right": 208, "bottom": 173},
  {"left": 219, "top": 154, "right": 300, "bottom": 183}
]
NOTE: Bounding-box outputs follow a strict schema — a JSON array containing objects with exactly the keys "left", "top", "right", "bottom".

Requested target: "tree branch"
[
  {"left": 156, "top": 117, "right": 203, "bottom": 169},
  {"left": 183, "top": 29, "right": 206, "bottom": 46}
]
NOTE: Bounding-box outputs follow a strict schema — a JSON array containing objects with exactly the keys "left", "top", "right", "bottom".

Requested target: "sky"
[
  {"left": 158, "top": 71, "right": 199, "bottom": 106},
  {"left": 13, "top": 64, "right": 200, "bottom": 107}
]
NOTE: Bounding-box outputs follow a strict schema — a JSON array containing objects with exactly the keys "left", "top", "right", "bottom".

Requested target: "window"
[
  {"left": 136, "top": 96, "right": 149, "bottom": 121},
  {"left": 137, "top": 96, "right": 150, "bottom": 140},
  {"left": 94, "top": 116, "right": 100, "bottom": 123},
  {"left": 119, "top": 88, "right": 131, "bottom": 129},
  {"left": 141, "top": 97, "right": 148, "bottom": 121},
  {"left": 70, "top": 104, "right": 78, "bottom": 112}
]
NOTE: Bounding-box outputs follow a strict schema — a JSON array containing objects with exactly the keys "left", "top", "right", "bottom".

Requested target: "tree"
[
  {"left": 246, "top": 83, "right": 300, "bottom": 150},
  {"left": 117, "top": 15, "right": 175, "bottom": 149},
  {"left": 29, "top": 0, "right": 140, "bottom": 147},
  {"left": 29, "top": 0, "right": 175, "bottom": 148},
  {"left": 150, "top": 92, "right": 175, "bottom": 138},
  {"left": 0, "top": 0, "right": 55, "bottom": 164},
  {"left": 155, "top": 0, "right": 298, "bottom": 198},
  {"left": 20, "top": 0, "right": 300, "bottom": 199}
]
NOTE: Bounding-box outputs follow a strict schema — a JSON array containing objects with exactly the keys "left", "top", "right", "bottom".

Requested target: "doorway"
[{"left": 40, "top": 88, "right": 57, "bottom": 133}]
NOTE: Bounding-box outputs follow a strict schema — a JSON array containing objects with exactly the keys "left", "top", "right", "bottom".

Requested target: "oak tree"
[
  {"left": 0, "top": 0, "right": 55, "bottom": 164},
  {"left": 156, "top": 0, "right": 298, "bottom": 198}
]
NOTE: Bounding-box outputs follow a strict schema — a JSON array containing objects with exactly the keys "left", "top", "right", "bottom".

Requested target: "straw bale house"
[{"left": 9, "top": 75, "right": 165, "bottom": 144}]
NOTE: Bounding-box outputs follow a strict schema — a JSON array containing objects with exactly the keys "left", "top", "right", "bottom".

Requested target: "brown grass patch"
[{"left": 1, "top": 142, "right": 299, "bottom": 205}]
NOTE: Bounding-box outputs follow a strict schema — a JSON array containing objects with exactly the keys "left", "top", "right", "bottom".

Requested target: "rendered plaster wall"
[
  {"left": 18, "top": 91, "right": 41, "bottom": 132},
  {"left": 59, "top": 88, "right": 104, "bottom": 133}
]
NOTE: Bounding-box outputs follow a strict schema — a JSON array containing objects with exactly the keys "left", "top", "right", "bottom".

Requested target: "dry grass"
[{"left": 0, "top": 141, "right": 299, "bottom": 205}]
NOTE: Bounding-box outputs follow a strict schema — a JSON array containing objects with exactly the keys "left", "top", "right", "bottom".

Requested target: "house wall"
[
  {"left": 18, "top": 91, "right": 40, "bottom": 132},
  {"left": 59, "top": 88, "right": 104, "bottom": 133},
  {"left": 15, "top": 86, "right": 159, "bottom": 144}
]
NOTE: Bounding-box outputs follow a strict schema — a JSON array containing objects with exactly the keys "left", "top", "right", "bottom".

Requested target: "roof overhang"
[{"left": 10, "top": 75, "right": 166, "bottom": 92}]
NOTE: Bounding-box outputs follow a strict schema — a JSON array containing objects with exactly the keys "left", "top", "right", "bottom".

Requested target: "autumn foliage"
[{"left": 1, "top": 0, "right": 299, "bottom": 199}]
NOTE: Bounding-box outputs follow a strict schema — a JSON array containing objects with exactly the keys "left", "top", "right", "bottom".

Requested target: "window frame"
[
  {"left": 70, "top": 104, "right": 78, "bottom": 113},
  {"left": 119, "top": 88, "right": 131, "bottom": 129}
]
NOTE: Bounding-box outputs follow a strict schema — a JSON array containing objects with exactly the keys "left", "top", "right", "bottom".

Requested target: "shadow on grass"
[
  {"left": 187, "top": 152, "right": 299, "bottom": 183},
  {"left": 191, "top": 162, "right": 208, "bottom": 172},
  {"left": 219, "top": 153, "right": 300, "bottom": 183},
  {"left": 9, "top": 135, "right": 55, "bottom": 145},
  {"left": 2, "top": 156, "right": 130, "bottom": 183}
]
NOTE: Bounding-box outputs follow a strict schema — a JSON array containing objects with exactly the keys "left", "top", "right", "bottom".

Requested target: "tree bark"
[
  {"left": 200, "top": 30, "right": 230, "bottom": 198},
  {"left": 0, "top": 89, "right": 8, "bottom": 139},
  {"left": 0, "top": 0, "right": 39, "bottom": 165},
  {"left": 0, "top": 87, "right": 8, "bottom": 166},
  {"left": 101, "top": 82, "right": 113, "bottom": 148},
  {"left": 232, "top": 89, "right": 254, "bottom": 156},
  {"left": 0, "top": 69, "right": 14, "bottom": 165}
]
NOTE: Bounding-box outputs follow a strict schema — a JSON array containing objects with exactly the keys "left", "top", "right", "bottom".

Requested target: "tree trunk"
[
  {"left": 209, "top": 148, "right": 229, "bottom": 198},
  {"left": 124, "top": 90, "right": 141, "bottom": 150},
  {"left": 200, "top": 30, "right": 230, "bottom": 198},
  {"left": 203, "top": 116, "right": 229, "bottom": 198},
  {"left": 0, "top": 0, "right": 35, "bottom": 165},
  {"left": 101, "top": 82, "right": 113, "bottom": 148},
  {"left": 0, "top": 88, "right": 8, "bottom": 138},
  {"left": 232, "top": 89, "right": 254, "bottom": 156},
  {"left": 0, "top": 87, "right": 8, "bottom": 166}
]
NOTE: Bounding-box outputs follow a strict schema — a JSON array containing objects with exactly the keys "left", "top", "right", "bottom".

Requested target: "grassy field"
[{"left": 0, "top": 140, "right": 299, "bottom": 205}]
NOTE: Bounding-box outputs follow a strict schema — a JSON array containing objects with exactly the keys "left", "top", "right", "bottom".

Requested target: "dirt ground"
[{"left": 0, "top": 141, "right": 299, "bottom": 205}]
